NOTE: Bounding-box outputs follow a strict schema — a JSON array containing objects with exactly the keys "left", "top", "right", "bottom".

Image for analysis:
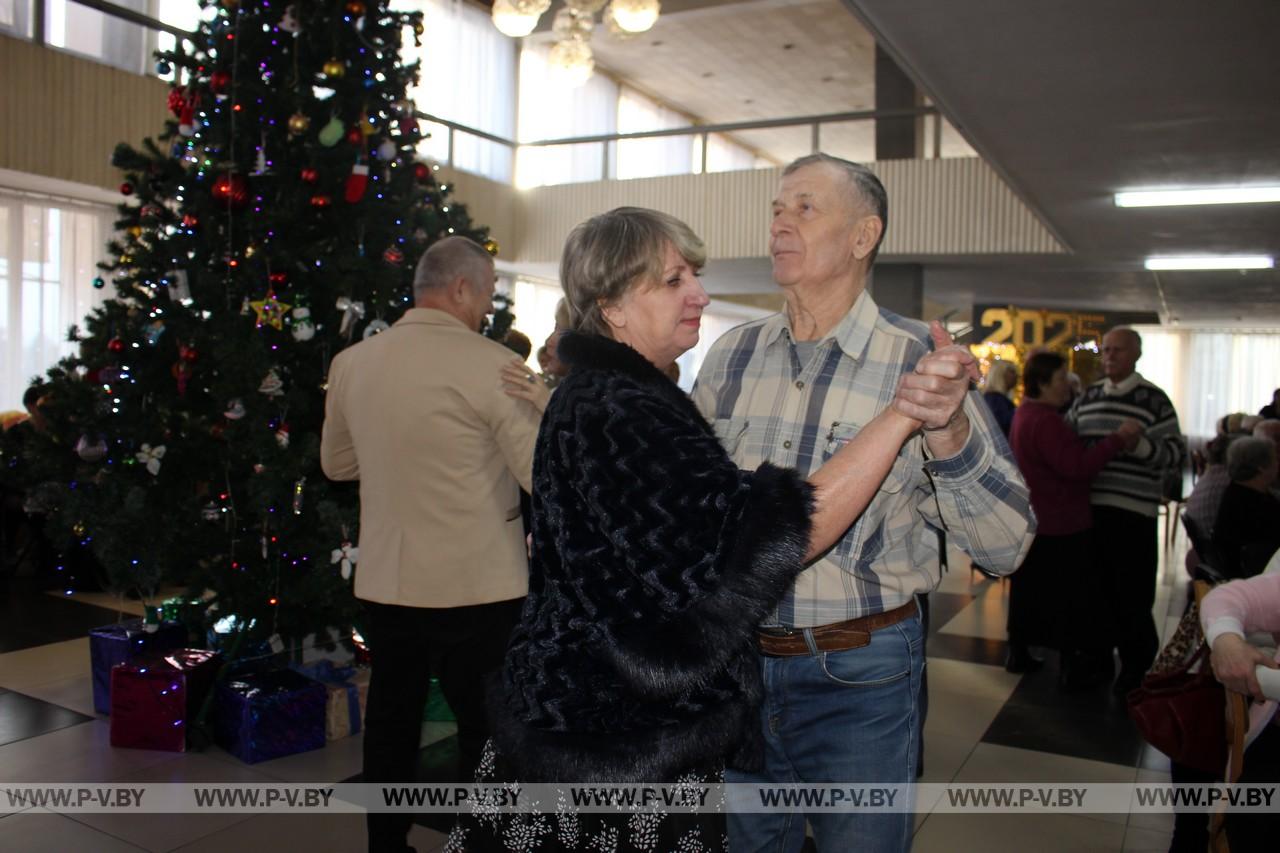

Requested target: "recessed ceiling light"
[
  {"left": 1144, "top": 256, "right": 1274, "bottom": 270},
  {"left": 1115, "top": 187, "right": 1280, "bottom": 207}
]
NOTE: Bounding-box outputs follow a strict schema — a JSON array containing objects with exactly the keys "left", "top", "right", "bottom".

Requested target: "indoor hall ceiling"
[{"left": 842, "top": 0, "right": 1280, "bottom": 325}]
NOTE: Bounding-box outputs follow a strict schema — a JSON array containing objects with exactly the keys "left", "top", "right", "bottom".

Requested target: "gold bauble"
[
  {"left": 244, "top": 243, "right": 259, "bottom": 258},
  {"left": 483, "top": 238, "right": 499, "bottom": 256},
  {"left": 323, "top": 59, "right": 346, "bottom": 79},
  {"left": 72, "top": 521, "right": 86, "bottom": 537},
  {"left": 128, "top": 225, "right": 143, "bottom": 238},
  {"left": 345, "top": 0, "right": 366, "bottom": 14},
  {"left": 287, "top": 112, "right": 311, "bottom": 135},
  {"left": 413, "top": 21, "right": 424, "bottom": 35}
]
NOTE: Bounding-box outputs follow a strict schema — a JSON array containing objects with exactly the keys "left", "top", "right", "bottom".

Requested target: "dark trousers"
[
  {"left": 361, "top": 597, "right": 524, "bottom": 853},
  {"left": 1093, "top": 506, "right": 1160, "bottom": 680}
]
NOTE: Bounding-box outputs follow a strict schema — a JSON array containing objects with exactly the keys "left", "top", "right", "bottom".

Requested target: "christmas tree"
[{"left": 3, "top": 0, "right": 507, "bottom": 652}]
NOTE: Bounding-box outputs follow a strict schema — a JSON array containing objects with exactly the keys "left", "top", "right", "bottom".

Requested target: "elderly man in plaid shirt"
[{"left": 692, "top": 153, "right": 1035, "bottom": 853}]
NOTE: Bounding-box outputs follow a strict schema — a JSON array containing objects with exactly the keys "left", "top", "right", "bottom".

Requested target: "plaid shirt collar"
[{"left": 761, "top": 287, "right": 878, "bottom": 364}]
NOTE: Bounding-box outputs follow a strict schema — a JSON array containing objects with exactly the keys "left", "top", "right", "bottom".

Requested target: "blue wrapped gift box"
[
  {"left": 89, "top": 618, "right": 188, "bottom": 715},
  {"left": 291, "top": 660, "right": 366, "bottom": 740},
  {"left": 214, "top": 668, "right": 327, "bottom": 764}
]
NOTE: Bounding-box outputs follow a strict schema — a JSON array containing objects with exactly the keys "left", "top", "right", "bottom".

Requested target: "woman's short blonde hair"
[{"left": 559, "top": 207, "right": 706, "bottom": 338}]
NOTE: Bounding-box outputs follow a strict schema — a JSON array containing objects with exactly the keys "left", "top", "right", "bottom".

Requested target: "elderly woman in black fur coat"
[{"left": 445, "top": 208, "right": 974, "bottom": 852}]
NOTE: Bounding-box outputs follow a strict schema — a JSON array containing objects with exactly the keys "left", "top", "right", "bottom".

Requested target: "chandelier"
[{"left": 492, "top": 0, "right": 661, "bottom": 85}]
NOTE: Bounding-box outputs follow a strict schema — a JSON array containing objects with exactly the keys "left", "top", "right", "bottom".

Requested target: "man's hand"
[
  {"left": 1114, "top": 418, "right": 1143, "bottom": 451},
  {"left": 894, "top": 321, "right": 978, "bottom": 458},
  {"left": 1210, "top": 633, "right": 1278, "bottom": 701}
]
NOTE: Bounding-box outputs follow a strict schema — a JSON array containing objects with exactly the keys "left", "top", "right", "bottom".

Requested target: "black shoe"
[{"left": 1005, "top": 646, "right": 1044, "bottom": 674}]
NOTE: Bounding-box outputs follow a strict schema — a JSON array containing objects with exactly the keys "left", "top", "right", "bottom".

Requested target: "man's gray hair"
[
  {"left": 1226, "top": 436, "right": 1276, "bottom": 482},
  {"left": 560, "top": 207, "right": 706, "bottom": 338},
  {"left": 1107, "top": 326, "right": 1143, "bottom": 352},
  {"left": 783, "top": 153, "right": 888, "bottom": 266},
  {"left": 413, "top": 236, "right": 493, "bottom": 300}
]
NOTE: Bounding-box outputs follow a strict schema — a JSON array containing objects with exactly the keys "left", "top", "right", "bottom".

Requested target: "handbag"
[{"left": 1126, "top": 581, "right": 1229, "bottom": 775}]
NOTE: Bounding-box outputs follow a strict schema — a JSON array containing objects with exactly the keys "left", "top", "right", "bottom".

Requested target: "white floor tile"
[
  {"left": 0, "top": 638, "right": 90, "bottom": 692},
  {"left": 1122, "top": 824, "right": 1174, "bottom": 852},
  {"left": 913, "top": 812, "right": 1126, "bottom": 853},
  {"left": 249, "top": 731, "right": 365, "bottom": 782},
  {"left": 14, "top": 673, "right": 97, "bottom": 717},
  {"left": 937, "top": 580, "right": 1010, "bottom": 641},
  {"left": 0, "top": 808, "right": 150, "bottom": 852},
  {"left": 0, "top": 720, "right": 182, "bottom": 783}
]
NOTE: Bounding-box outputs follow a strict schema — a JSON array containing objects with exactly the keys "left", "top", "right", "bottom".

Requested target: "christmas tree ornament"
[
  {"left": 209, "top": 70, "right": 232, "bottom": 97},
  {"left": 358, "top": 111, "right": 376, "bottom": 136},
  {"left": 128, "top": 225, "right": 143, "bottom": 238},
  {"left": 331, "top": 541, "right": 359, "bottom": 580},
  {"left": 182, "top": 213, "right": 199, "bottom": 228},
  {"left": 145, "top": 320, "right": 166, "bottom": 346},
  {"left": 375, "top": 138, "right": 396, "bottom": 161},
  {"left": 251, "top": 136, "right": 269, "bottom": 176},
  {"left": 275, "top": 423, "right": 290, "bottom": 448},
  {"left": 72, "top": 520, "right": 87, "bottom": 537},
  {"left": 201, "top": 501, "right": 222, "bottom": 522},
  {"left": 299, "top": 167, "right": 319, "bottom": 183},
  {"left": 345, "top": 0, "right": 366, "bottom": 15},
  {"left": 165, "top": 269, "right": 192, "bottom": 303},
  {"left": 413, "top": 20, "right": 424, "bottom": 35},
  {"left": 211, "top": 173, "right": 249, "bottom": 208},
  {"left": 292, "top": 477, "right": 306, "bottom": 514},
  {"left": 287, "top": 112, "right": 311, "bottom": 136},
  {"left": 178, "top": 92, "right": 199, "bottom": 137},
  {"left": 250, "top": 289, "right": 291, "bottom": 329},
  {"left": 310, "top": 193, "right": 332, "bottom": 208},
  {"left": 289, "top": 305, "right": 316, "bottom": 341},
  {"left": 336, "top": 296, "right": 365, "bottom": 337},
  {"left": 279, "top": 5, "right": 300, "bottom": 33},
  {"left": 167, "top": 88, "right": 186, "bottom": 116},
  {"left": 322, "top": 59, "right": 346, "bottom": 79},
  {"left": 99, "top": 365, "right": 123, "bottom": 384},
  {"left": 92, "top": 276, "right": 106, "bottom": 289},
  {"left": 120, "top": 182, "right": 134, "bottom": 195},
  {"left": 362, "top": 319, "right": 390, "bottom": 339},
  {"left": 179, "top": 344, "right": 199, "bottom": 363},
  {"left": 344, "top": 163, "right": 369, "bottom": 202},
  {"left": 412, "top": 162, "right": 430, "bottom": 182},
  {"left": 156, "top": 60, "right": 172, "bottom": 76},
  {"left": 108, "top": 337, "right": 126, "bottom": 353},
  {"left": 317, "top": 116, "right": 344, "bottom": 147},
  {"left": 76, "top": 434, "right": 108, "bottom": 463},
  {"left": 224, "top": 399, "right": 246, "bottom": 420},
  {"left": 258, "top": 369, "right": 285, "bottom": 397},
  {"left": 382, "top": 245, "right": 404, "bottom": 265},
  {"left": 135, "top": 444, "right": 167, "bottom": 476},
  {"left": 268, "top": 271, "right": 288, "bottom": 287},
  {"left": 172, "top": 360, "right": 193, "bottom": 394},
  {"left": 221, "top": 0, "right": 240, "bottom": 9},
  {"left": 244, "top": 243, "right": 259, "bottom": 258},
  {"left": 344, "top": 126, "right": 363, "bottom": 146},
  {"left": 484, "top": 238, "right": 500, "bottom": 256}
]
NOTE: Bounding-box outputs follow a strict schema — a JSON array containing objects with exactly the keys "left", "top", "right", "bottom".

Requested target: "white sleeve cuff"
[{"left": 1203, "top": 616, "right": 1246, "bottom": 648}]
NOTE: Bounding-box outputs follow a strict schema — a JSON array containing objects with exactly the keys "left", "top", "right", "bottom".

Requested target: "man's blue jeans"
[{"left": 728, "top": 610, "right": 925, "bottom": 853}]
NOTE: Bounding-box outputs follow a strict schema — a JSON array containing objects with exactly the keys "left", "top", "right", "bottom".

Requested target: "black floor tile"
[
  {"left": 0, "top": 690, "right": 92, "bottom": 747},
  {"left": 0, "top": 576, "right": 128, "bottom": 652}
]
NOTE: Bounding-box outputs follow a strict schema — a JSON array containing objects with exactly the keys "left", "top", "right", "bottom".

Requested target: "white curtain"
[
  {"left": 702, "top": 132, "right": 757, "bottom": 173},
  {"left": 0, "top": 189, "right": 114, "bottom": 411},
  {"left": 1132, "top": 325, "right": 1280, "bottom": 441},
  {"left": 401, "top": 0, "right": 517, "bottom": 183},
  {"left": 514, "top": 44, "right": 619, "bottom": 189},
  {"left": 615, "top": 87, "right": 694, "bottom": 180}
]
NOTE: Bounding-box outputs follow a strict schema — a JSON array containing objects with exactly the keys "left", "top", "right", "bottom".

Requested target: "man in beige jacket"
[{"left": 321, "top": 236, "right": 540, "bottom": 853}]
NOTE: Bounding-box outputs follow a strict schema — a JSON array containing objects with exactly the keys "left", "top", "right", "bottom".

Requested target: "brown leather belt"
[{"left": 756, "top": 600, "right": 918, "bottom": 657}]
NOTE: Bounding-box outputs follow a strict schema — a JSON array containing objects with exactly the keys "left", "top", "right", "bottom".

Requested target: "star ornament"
[{"left": 250, "top": 289, "right": 292, "bottom": 330}]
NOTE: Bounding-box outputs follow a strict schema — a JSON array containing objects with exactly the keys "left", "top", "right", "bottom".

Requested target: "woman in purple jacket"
[{"left": 1007, "top": 352, "right": 1141, "bottom": 684}]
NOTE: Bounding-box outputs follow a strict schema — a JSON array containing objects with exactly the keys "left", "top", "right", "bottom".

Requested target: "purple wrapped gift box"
[
  {"left": 89, "top": 618, "right": 188, "bottom": 715},
  {"left": 214, "top": 668, "right": 327, "bottom": 764}
]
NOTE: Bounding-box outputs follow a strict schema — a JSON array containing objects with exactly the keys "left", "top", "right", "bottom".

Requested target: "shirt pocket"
[
  {"left": 823, "top": 421, "right": 918, "bottom": 495},
  {"left": 713, "top": 417, "right": 750, "bottom": 457}
]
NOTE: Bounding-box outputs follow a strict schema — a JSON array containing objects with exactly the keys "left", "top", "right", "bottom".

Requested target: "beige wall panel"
[
  {"left": 513, "top": 158, "right": 1064, "bottom": 263},
  {"left": 0, "top": 36, "right": 170, "bottom": 191}
]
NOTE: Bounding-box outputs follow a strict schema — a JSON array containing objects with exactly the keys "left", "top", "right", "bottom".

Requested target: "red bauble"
[
  {"left": 209, "top": 70, "right": 232, "bottom": 95},
  {"left": 179, "top": 344, "right": 199, "bottom": 363},
  {"left": 211, "top": 173, "right": 248, "bottom": 208},
  {"left": 345, "top": 0, "right": 366, "bottom": 14},
  {"left": 300, "top": 167, "right": 319, "bottom": 183},
  {"left": 167, "top": 88, "right": 186, "bottom": 116},
  {"left": 268, "top": 272, "right": 288, "bottom": 286},
  {"left": 345, "top": 127, "right": 363, "bottom": 145},
  {"left": 310, "top": 194, "right": 332, "bottom": 208},
  {"left": 182, "top": 214, "right": 199, "bottom": 228},
  {"left": 382, "top": 246, "right": 404, "bottom": 265},
  {"left": 107, "top": 337, "right": 126, "bottom": 353},
  {"left": 210, "top": 423, "right": 226, "bottom": 440},
  {"left": 412, "top": 162, "right": 430, "bottom": 182},
  {"left": 120, "top": 182, "right": 134, "bottom": 195}
]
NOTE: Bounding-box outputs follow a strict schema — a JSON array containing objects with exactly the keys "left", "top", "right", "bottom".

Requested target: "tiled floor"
[{"left": 0, "top": 525, "right": 1192, "bottom": 852}]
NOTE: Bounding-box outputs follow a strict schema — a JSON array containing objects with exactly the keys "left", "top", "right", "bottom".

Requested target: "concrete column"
[
  {"left": 870, "top": 263, "right": 924, "bottom": 320},
  {"left": 875, "top": 45, "right": 922, "bottom": 160}
]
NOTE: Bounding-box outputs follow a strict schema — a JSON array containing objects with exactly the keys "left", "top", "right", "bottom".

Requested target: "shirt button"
[
  {"left": 783, "top": 440, "right": 792, "bottom": 449},
  {"left": 795, "top": 380, "right": 805, "bottom": 389}
]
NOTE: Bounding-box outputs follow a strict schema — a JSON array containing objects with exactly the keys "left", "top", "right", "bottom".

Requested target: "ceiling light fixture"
[
  {"left": 492, "top": 0, "right": 661, "bottom": 86},
  {"left": 1115, "top": 187, "right": 1280, "bottom": 207},
  {"left": 1144, "top": 256, "right": 1274, "bottom": 271}
]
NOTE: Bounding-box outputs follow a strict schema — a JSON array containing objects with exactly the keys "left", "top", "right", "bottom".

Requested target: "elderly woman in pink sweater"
[{"left": 1200, "top": 567, "right": 1280, "bottom": 852}]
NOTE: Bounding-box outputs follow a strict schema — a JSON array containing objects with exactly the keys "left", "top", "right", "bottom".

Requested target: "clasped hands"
[{"left": 893, "top": 321, "right": 979, "bottom": 455}]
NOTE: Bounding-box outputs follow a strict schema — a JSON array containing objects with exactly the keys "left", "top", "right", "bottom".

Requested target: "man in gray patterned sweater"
[{"left": 1067, "top": 327, "right": 1186, "bottom": 693}]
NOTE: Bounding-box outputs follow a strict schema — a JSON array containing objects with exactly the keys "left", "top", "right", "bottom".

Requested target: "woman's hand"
[
  {"left": 500, "top": 358, "right": 550, "bottom": 413},
  {"left": 1210, "top": 633, "right": 1279, "bottom": 701}
]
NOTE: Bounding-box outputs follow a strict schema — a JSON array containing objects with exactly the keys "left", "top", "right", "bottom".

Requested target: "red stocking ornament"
[{"left": 344, "top": 163, "right": 369, "bottom": 203}]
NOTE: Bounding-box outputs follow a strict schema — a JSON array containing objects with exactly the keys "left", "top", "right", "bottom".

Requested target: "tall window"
[
  {"left": 0, "top": 190, "right": 113, "bottom": 410},
  {"left": 46, "top": 0, "right": 153, "bottom": 75},
  {"left": 400, "top": 0, "right": 517, "bottom": 183},
  {"left": 514, "top": 44, "right": 619, "bottom": 189},
  {"left": 1133, "top": 326, "right": 1280, "bottom": 440},
  {"left": 615, "top": 87, "right": 694, "bottom": 180}
]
